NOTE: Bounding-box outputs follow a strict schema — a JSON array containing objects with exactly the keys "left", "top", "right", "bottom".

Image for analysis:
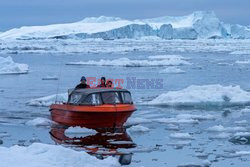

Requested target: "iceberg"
[
  {"left": 1, "top": 11, "right": 249, "bottom": 40},
  {"left": 66, "top": 57, "right": 190, "bottom": 67},
  {"left": 0, "top": 143, "right": 118, "bottom": 167},
  {"left": 0, "top": 56, "right": 29, "bottom": 74},
  {"left": 145, "top": 84, "right": 250, "bottom": 107}
]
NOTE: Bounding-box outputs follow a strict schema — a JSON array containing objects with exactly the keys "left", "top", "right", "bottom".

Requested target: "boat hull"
[{"left": 50, "top": 104, "right": 136, "bottom": 129}]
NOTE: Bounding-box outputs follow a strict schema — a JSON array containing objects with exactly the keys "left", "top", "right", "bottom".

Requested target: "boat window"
[
  {"left": 68, "top": 93, "right": 82, "bottom": 104},
  {"left": 83, "top": 93, "right": 102, "bottom": 105},
  {"left": 121, "top": 92, "right": 133, "bottom": 104},
  {"left": 102, "top": 92, "right": 121, "bottom": 104}
]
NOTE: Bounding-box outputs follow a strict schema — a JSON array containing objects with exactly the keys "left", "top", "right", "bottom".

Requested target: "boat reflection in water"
[{"left": 50, "top": 126, "right": 136, "bottom": 165}]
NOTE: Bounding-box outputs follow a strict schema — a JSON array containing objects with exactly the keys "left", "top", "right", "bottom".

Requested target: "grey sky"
[{"left": 0, "top": 0, "right": 249, "bottom": 31}]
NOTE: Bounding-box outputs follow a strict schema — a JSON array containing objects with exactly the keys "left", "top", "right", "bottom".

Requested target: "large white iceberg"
[
  {"left": 0, "top": 56, "right": 28, "bottom": 74},
  {"left": 66, "top": 57, "right": 190, "bottom": 67},
  {"left": 1, "top": 11, "right": 249, "bottom": 40},
  {"left": 145, "top": 84, "right": 250, "bottom": 107},
  {"left": 0, "top": 143, "right": 119, "bottom": 167}
]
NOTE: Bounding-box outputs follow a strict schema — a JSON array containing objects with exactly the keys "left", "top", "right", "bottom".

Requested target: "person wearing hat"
[
  {"left": 75, "top": 76, "right": 90, "bottom": 89},
  {"left": 97, "top": 77, "right": 106, "bottom": 88}
]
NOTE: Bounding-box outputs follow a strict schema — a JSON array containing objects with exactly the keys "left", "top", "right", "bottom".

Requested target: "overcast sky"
[{"left": 0, "top": 0, "right": 249, "bottom": 31}]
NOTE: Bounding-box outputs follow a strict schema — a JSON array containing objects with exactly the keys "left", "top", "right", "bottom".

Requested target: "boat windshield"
[
  {"left": 121, "top": 92, "right": 133, "bottom": 104},
  {"left": 68, "top": 93, "right": 82, "bottom": 104},
  {"left": 83, "top": 93, "right": 102, "bottom": 105},
  {"left": 102, "top": 92, "right": 121, "bottom": 104}
]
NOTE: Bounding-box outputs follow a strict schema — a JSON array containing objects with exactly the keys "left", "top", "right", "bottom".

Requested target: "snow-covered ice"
[
  {"left": 67, "top": 57, "right": 190, "bottom": 67},
  {"left": 145, "top": 84, "right": 250, "bottom": 107},
  {"left": 0, "top": 143, "right": 119, "bottom": 167},
  {"left": 207, "top": 125, "right": 247, "bottom": 132},
  {"left": 65, "top": 126, "right": 97, "bottom": 138},
  {"left": 27, "top": 93, "right": 68, "bottom": 107},
  {"left": 0, "top": 56, "right": 28, "bottom": 74}
]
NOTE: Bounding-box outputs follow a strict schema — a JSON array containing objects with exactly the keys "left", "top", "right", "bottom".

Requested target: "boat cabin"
[{"left": 68, "top": 88, "right": 133, "bottom": 106}]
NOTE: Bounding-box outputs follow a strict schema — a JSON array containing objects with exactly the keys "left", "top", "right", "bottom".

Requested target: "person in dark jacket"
[
  {"left": 97, "top": 77, "right": 106, "bottom": 88},
  {"left": 75, "top": 76, "right": 90, "bottom": 89}
]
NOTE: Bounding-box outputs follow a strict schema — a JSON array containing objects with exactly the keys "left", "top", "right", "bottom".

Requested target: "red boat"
[{"left": 50, "top": 88, "right": 136, "bottom": 129}]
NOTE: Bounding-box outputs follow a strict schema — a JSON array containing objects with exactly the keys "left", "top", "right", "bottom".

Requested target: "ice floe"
[
  {"left": 169, "top": 133, "right": 193, "bottom": 140},
  {"left": 66, "top": 57, "right": 190, "bottom": 67},
  {"left": 145, "top": 84, "right": 250, "bottom": 107},
  {"left": 65, "top": 126, "right": 97, "bottom": 138},
  {"left": 159, "top": 67, "right": 185, "bottom": 74},
  {"left": 176, "top": 114, "right": 216, "bottom": 121},
  {"left": 153, "top": 118, "right": 199, "bottom": 124},
  {"left": 41, "top": 76, "right": 59, "bottom": 80},
  {"left": 27, "top": 93, "right": 68, "bottom": 107},
  {"left": 128, "top": 125, "right": 150, "bottom": 133},
  {"left": 235, "top": 60, "right": 250, "bottom": 64},
  {"left": 207, "top": 125, "right": 247, "bottom": 132},
  {"left": 25, "top": 117, "right": 53, "bottom": 126},
  {"left": 125, "top": 117, "right": 151, "bottom": 125},
  {"left": 0, "top": 143, "right": 118, "bottom": 167},
  {"left": 0, "top": 56, "right": 28, "bottom": 74}
]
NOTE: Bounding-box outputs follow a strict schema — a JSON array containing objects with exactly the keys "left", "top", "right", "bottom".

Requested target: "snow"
[
  {"left": 0, "top": 56, "right": 28, "bottom": 74},
  {"left": 25, "top": 117, "right": 52, "bottom": 126},
  {"left": 128, "top": 125, "right": 150, "bottom": 133},
  {"left": 145, "top": 84, "right": 250, "bottom": 107},
  {"left": 27, "top": 93, "right": 68, "bottom": 107},
  {"left": 67, "top": 57, "right": 190, "bottom": 67},
  {"left": 65, "top": 126, "right": 97, "bottom": 138},
  {"left": 169, "top": 133, "right": 193, "bottom": 140},
  {"left": 0, "top": 143, "right": 119, "bottom": 167}
]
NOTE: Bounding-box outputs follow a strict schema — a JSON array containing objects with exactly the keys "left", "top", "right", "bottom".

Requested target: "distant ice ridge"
[
  {"left": 67, "top": 57, "right": 190, "bottom": 67},
  {"left": 27, "top": 93, "right": 68, "bottom": 107},
  {"left": 145, "top": 84, "right": 250, "bottom": 107},
  {"left": 0, "top": 11, "right": 250, "bottom": 40},
  {"left": 0, "top": 56, "right": 28, "bottom": 74},
  {"left": 0, "top": 143, "right": 118, "bottom": 167}
]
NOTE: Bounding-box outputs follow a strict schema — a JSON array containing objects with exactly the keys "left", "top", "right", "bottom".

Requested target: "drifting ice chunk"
[
  {"left": 128, "top": 125, "right": 150, "bottom": 133},
  {"left": 27, "top": 93, "right": 68, "bottom": 107},
  {"left": 0, "top": 143, "right": 118, "bottom": 167},
  {"left": 160, "top": 67, "right": 185, "bottom": 74},
  {"left": 0, "top": 56, "right": 28, "bottom": 74},
  {"left": 146, "top": 84, "right": 250, "bottom": 107},
  {"left": 169, "top": 133, "right": 193, "bottom": 140},
  {"left": 25, "top": 117, "right": 52, "bottom": 126},
  {"left": 67, "top": 57, "right": 190, "bottom": 67},
  {"left": 65, "top": 126, "right": 97, "bottom": 138}
]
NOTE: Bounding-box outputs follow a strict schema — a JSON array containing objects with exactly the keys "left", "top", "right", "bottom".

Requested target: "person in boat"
[
  {"left": 75, "top": 76, "right": 90, "bottom": 89},
  {"left": 106, "top": 80, "right": 113, "bottom": 88},
  {"left": 97, "top": 77, "right": 106, "bottom": 88}
]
